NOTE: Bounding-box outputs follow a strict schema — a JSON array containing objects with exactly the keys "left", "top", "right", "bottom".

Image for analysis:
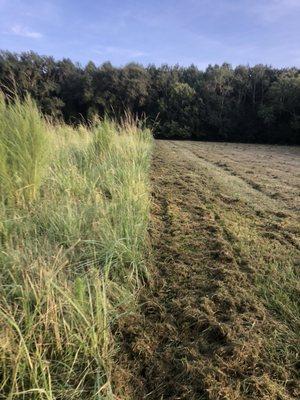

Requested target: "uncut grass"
[
  {"left": 0, "top": 94, "right": 49, "bottom": 204},
  {"left": 0, "top": 96, "right": 152, "bottom": 399}
]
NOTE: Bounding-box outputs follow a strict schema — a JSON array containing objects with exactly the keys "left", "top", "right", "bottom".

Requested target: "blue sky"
[{"left": 0, "top": 0, "right": 299, "bottom": 68}]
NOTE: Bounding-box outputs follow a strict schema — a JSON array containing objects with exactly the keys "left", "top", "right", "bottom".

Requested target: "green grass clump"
[
  {"left": 0, "top": 96, "right": 153, "bottom": 399},
  {"left": 0, "top": 93, "right": 49, "bottom": 205}
]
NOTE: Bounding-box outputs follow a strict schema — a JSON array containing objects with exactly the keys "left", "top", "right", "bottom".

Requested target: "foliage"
[{"left": 0, "top": 51, "right": 299, "bottom": 143}]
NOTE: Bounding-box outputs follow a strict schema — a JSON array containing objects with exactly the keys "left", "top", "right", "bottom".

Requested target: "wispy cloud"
[
  {"left": 94, "top": 46, "right": 148, "bottom": 58},
  {"left": 10, "top": 24, "right": 42, "bottom": 38}
]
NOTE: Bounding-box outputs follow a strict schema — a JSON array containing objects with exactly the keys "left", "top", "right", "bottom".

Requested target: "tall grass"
[
  {"left": 0, "top": 94, "right": 49, "bottom": 204},
  {"left": 0, "top": 95, "right": 153, "bottom": 399}
]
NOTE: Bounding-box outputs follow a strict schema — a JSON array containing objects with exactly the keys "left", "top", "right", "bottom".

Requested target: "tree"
[{"left": 0, "top": 50, "right": 299, "bottom": 144}]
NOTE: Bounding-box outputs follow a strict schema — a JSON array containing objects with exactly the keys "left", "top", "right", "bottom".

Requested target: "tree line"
[{"left": 0, "top": 50, "right": 299, "bottom": 144}]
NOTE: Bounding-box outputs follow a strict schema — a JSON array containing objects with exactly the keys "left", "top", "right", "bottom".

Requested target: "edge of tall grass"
[{"left": 0, "top": 94, "right": 153, "bottom": 399}]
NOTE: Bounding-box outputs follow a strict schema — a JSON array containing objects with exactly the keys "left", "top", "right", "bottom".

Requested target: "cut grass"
[
  {"left": 0, "top": 95, "right": 153, "bottom": 399},
  {"left": 118, "top": 140, "right": 299, "bottom": 399}
]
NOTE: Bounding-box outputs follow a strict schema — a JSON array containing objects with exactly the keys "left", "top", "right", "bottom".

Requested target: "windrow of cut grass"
[{"left": 0, "top": 94, "right": 153, "bottom": 399}]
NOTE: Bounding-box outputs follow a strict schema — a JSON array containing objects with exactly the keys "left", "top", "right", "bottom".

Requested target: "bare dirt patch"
[{"left": 114, "top": 141, "right": 300, "bottom": 400}]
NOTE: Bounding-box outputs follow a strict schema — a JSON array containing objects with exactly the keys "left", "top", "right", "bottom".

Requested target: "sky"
[{"left": 0, "top": 0, "right": 300, "bottom": 68}]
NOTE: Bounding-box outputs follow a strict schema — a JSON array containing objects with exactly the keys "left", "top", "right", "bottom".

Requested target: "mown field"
[
  {"left": 116, "top": 140, "right": 300, "bottom": 400},
  {"left": 0, "top": 94, "right": 299, "bottom": 400}
]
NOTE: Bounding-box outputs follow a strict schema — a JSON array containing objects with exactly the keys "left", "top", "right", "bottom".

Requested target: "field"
[
  {"left": 0, "top": 95, "right": 299, "bottom": 400},
  {"left": 116, "top": 140, "right": 300, "bottom": 399}
]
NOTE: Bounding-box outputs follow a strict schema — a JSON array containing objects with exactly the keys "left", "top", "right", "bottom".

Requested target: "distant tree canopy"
[{"left": 0, "top": 50, "right": 299, "bottom": 144}]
